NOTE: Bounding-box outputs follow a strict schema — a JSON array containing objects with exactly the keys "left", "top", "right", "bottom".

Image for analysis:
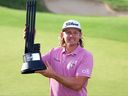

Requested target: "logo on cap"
[
  {"left": 66, "top": 22, "right": 79, "bottom": 26},
  {"left": 62, "top": 19, "right": 81, "bottom": 30}
]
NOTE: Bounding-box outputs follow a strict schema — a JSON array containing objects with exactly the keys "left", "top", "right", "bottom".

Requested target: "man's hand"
[
  {"left": 35, "top": 61, "right": 89, "bottom": 91},
  {"left": 35, "top": 61, "right": 56, "bottom": 78},
  {"left": 23, "top": 26, "right": 36, "bottom": 39}
]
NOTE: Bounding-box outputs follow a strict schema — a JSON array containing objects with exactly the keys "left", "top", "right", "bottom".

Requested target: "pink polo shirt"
[{"left": 42, "top": 45, "right": 93, "bottom": 96}]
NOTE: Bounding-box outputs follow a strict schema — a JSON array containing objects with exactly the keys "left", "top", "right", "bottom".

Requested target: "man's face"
[{"left": 61, "top": 28, "right": 82, "bottom": 46}]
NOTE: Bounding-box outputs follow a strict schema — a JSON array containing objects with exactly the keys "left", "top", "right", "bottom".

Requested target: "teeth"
[{"left": 70, "top": 39, "right": 74, "bottom": 42}]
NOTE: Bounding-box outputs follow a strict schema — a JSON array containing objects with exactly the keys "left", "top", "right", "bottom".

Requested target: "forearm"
[
  {"left": 35, "top": 62, "right": 88, "bottom": 91},
  {"left": 52, "top": 72, "right": 88, "bottom": 91}
]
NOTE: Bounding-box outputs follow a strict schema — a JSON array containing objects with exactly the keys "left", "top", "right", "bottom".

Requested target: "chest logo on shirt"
[{"left": 67, "top": 60, "right": 77, "bottom": 69}]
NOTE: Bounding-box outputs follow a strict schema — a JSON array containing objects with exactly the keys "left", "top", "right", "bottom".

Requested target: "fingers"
[
  {"left": 23, "top": 27, "right": 27, "bottom": 39},
  {"left": 45, "top": 61, "right": 49, "bottom": 67},
  {"left": 35, "top": 70, "right": 45, "bottom": 73},
  {"left": 35, "top": 61, "right": 49, "bottom": 73},
  {"left": 23, "top": 32, "right": 26, "bottom": 39},
  {"left": 35, "top": 61, "right": 51, "bottom": 75}
]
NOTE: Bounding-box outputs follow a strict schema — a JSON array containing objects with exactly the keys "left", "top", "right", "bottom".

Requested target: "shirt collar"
[{"left": 62, "top": 45, "right": 82, "bottom": 55}]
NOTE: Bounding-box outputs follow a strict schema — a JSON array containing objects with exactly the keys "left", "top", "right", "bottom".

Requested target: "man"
[{"left": 36, "top": 19, "right": 93, "bottom": 96}]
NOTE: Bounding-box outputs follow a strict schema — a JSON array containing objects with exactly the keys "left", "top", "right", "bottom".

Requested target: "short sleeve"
[
  {"left": 41, "top": 48, "right": 54, "bottom": 65},
  {"left": 76, "top": 52, "right": 93, "bottom": 77}
]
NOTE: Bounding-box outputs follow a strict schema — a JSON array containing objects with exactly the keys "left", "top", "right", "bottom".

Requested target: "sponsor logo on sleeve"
[{"left": 82, "top": 69, "right": 90, "bottom": 74}]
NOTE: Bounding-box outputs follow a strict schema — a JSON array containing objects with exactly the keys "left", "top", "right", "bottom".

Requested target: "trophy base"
[
  {"left": 21, "top": 53, "right": 46, "bottom": 74},
  {"left": 21, "top": 68, "right": 34, "bottom": 74}
]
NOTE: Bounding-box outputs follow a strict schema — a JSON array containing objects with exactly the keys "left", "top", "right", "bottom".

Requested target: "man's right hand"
[{"left": 23, "top": 26, "right": 27, "bottom": 39}]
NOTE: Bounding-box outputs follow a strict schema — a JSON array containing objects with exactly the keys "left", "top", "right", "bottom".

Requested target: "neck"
[{"left": 65, "top": 44, "right": 78, "bottom": 54}]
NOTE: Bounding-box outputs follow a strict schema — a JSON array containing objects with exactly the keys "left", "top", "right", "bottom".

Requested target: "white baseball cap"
[{"left": 62, "top": 19, "right": 81, "bottom": 31}]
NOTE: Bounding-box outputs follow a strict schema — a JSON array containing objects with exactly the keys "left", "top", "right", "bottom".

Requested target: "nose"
[{"left": 69, "top": 33, "right": 73, "bottom": 37}]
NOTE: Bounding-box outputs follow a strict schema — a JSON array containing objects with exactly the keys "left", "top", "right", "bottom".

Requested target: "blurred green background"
[{"left": 0, "top": 0, "right": 128, "bottom": 96}]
